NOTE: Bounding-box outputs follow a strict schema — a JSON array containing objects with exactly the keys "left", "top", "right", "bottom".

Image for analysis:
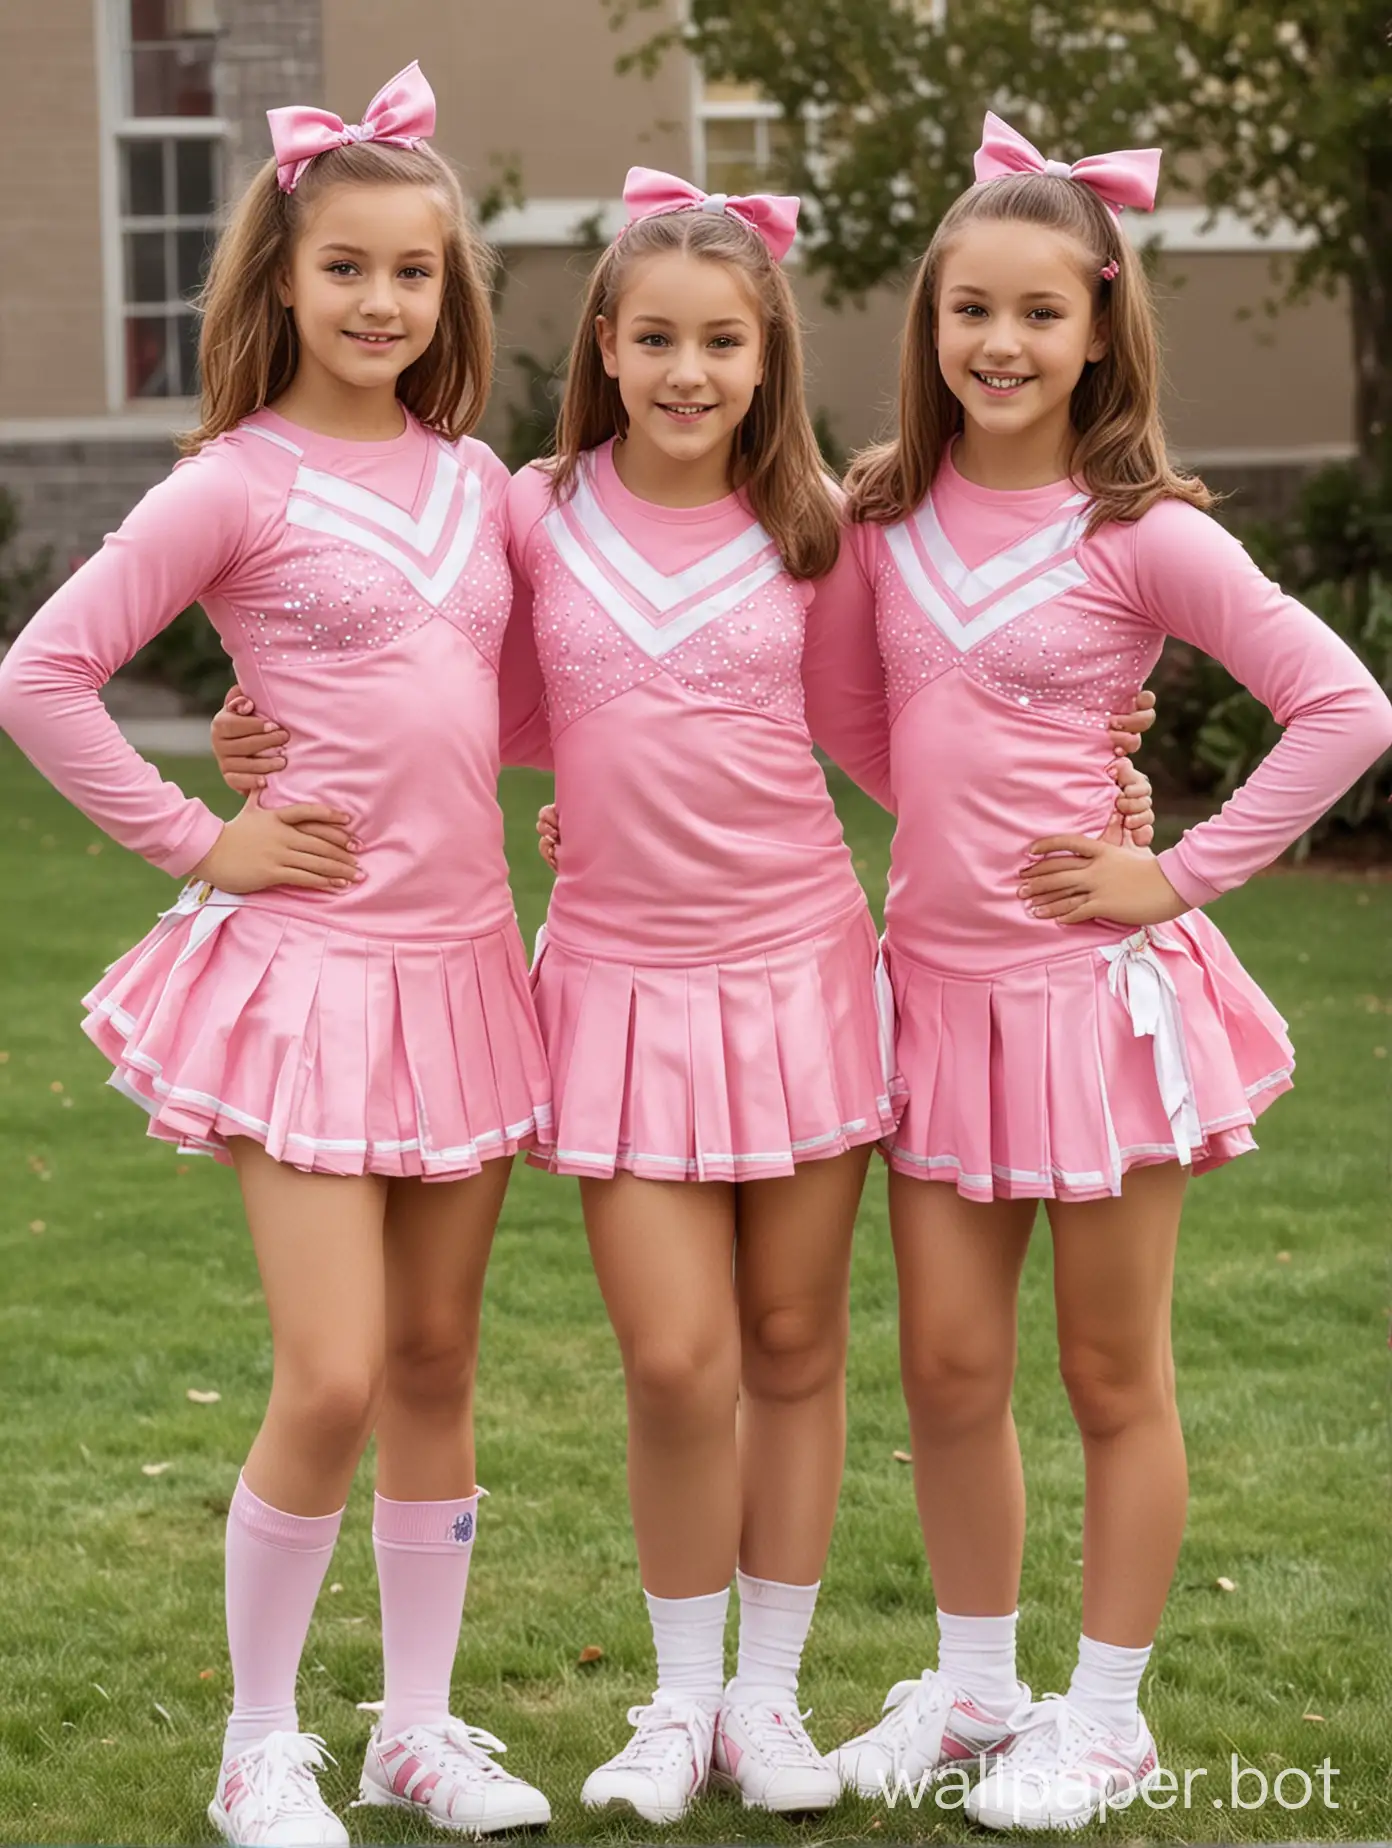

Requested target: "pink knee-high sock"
[
  {"left": 222, "top": 1475, "right": 344, "bottom": 1759},
  {"left": 374, "top": 1490, "right": 478, "bottom": 1738}
]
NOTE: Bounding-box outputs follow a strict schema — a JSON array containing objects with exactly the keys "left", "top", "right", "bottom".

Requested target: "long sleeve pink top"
[
  {"left": 843, "top": 452, "right": 1392, "bottom": 974},
  {"left": 0, "top": 411, "right": 524, "bottom": 941},
  {"left": 506, "top": 442, "right": 892, "bottom": 962}
]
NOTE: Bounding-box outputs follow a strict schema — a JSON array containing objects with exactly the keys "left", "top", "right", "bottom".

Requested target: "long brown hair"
[
  {"left": 183, "top": 141, "right": 495, "bottom": 454},
  {"left": 844, "top": 172, "right": 1212, "bottom": 532},
  {"left": 549, "top": 210, "right": 840, "bottom": 581}
]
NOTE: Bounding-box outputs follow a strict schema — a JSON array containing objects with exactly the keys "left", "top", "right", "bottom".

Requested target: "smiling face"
[
  {"left": 596, "top": 249, "right": 765, "bottom": 497},
  {"left": 278, "top": 182, "right": 446, "bottom": 405},
  {"left": 935, "top": 218, "right": 1109, "bottom": 476}
]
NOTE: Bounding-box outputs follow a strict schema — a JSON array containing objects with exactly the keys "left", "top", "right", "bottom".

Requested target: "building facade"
[{"left": 0, "top": 0, "right": 1356, "bottom": 602}]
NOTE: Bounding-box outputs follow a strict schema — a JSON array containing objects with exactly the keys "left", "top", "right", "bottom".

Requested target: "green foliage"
[
  {"left": 0, "top": 488, "right": 53, "bottom": 636},
  {"left": 124, "top": 607, "right": 235, "bottom": 714},
  {"left": 498, "top": 350, "right": 566, "bottom": 472}
]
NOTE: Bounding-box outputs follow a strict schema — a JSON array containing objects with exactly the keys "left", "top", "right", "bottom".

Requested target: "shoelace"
[
  {"left": 611, "top": 1703, "right": 712, "bottom": 1774},
  {"left": 229, "top": 1731, "right": 336, "bottom": 1822},
  {"left": 416, "top": 1718, "right": 516, "bottom": 1782},
  {"left": 870, "top": 1669, "right": 954, "bottom": 1742},
  {"left": 730, "top": 1704, "right": 825, "bottom": 1768},
  {"left": 998, "top": 1695, "right": 1108, "bottom": 1784}
]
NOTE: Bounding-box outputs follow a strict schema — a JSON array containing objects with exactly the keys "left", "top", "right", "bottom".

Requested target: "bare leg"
[
  {"left": 734, "top": 1147, "right": 870, "bottom": 1583},
  {"left": 1046, "top": 1162, "right": 1188, "bottom": 1644},
  {"left": 374, "top": 1160, "right": 514, "bottom": 1501},
  {"left": 582, "top": 1173, "right": 740, "bottom": 1595},
  {"left": 232, "top": 1138, "right": 389, "bottom": 1514},
  {"left": 889, "top": 1173, "right": 1036, "bottom": 1614}
]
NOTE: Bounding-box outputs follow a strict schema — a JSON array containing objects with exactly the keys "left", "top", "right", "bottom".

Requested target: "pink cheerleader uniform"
[
  {"left": 505, "top": 441, "right": 901, "bottom": 1182},
  {"left": 0, "top": 410, "right": 551, "bottom": 1179},
  {"left": 855, "top": 452, "right": 1392, "bottom": 1201}
]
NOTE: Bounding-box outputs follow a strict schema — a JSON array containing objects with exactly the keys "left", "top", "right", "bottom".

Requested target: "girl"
[
  {"left": 212, "top": 165, "right": 1157, "bottom": 1827},
  {"left": 0, "top": 64, "right": 554, "bottom": 1846},
  {"left": 823, "top": 114, "right": 1392, "bottom": 1828}
]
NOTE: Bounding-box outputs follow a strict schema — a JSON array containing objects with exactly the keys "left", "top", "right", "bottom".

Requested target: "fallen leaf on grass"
[
  {"left": 199, "top": 1669, "right": 216, "bottom": 1681},
  {"left": 1302, "top": 1712, "right": 1326, "bottom": 1723},
  {"left": 1276, "top": 1251, "right": 1291, "bottom": 1263},
  {"left": 329, "top": 1582, "right": 344, "bottom": 1594},
  {"left": 1375, "top": 1046, "right": 1387, "bottom": 1059},
  {"left": 29, "top": 1221, "right": 45, "bottom": 1234},
  {"left": 186, "top": 1389, "right": 221, "bottom": 1404},
  {"left": 26, "top": 1155, "right": 47, "bottom": 1175},
  {"left": 176, "top": 1163, "right": 190, "bottom": 1174},
  {"left": 101, "top": 1737, "right": 116, "bottom": 1746},
  {"left": 141, "top": 1462, "right": 172, "bottom": 1477},
  {"left": 892, "top": 1449, "right": 913, "bottom": 1464},
  {"left": 62, "top": 1097, "right": 73, "bottom": 1108},
  {"left": 86, "top": 842, "right": 103, "bottom": 856},
  {"left": 1215, "top": 1576, "right": 1236, "bottom": 1592},
  {"left": 578, "top": 1645, "right": 604, "bottom": 1665},
  {"left": 0, "top": 1052, "right": 9, "bottom": 1063},
  {"left": 49, "top": 1081, "right": 64, "bottom": 1094}
]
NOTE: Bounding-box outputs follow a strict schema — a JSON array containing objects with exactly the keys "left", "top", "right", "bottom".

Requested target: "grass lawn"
[{"left": 0, "top": 741, "right": 1387, "bottom": 1845}]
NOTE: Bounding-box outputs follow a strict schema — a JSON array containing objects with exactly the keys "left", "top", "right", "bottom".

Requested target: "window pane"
[
  {"left": 130, "top": 0, "right": 168, "bottom": 38},
  {"left": 704, "top": 119, "right": 762, "bottom": 195},
  {"left": 129, "top": 40, "right": 215, "bottom": 116},
  {"left": 126, "top": 315, "right": 175, "bottom": 397},
  {"left": 175, "top": 138, "right": 217, "bottom": 215},
  {"left": 122, "top": 139, "right": 166, "bottom": 216},
  {"left": 124, "top": 230, "right": 169, "bottom": 304},
  {"left": 175, "top": 311, "right": 201, "bottom": 396},
  {"left": 176, "top": 227, "right": 210, "bottom": 297}
]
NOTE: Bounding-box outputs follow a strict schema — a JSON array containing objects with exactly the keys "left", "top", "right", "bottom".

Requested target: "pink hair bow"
[
  {"left": 268, "top": 61, "right": 436, "bottom": 194},
  {"left": 973, "top": 112, "right": 1161, "bottom": 216},
  {"left": 622, "top": 166, "right": 800, "bottom": 262}
]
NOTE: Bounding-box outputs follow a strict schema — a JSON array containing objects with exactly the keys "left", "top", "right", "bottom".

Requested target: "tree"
[{"left": 608, "top": 0, "right": 1392, "bottom": 488}]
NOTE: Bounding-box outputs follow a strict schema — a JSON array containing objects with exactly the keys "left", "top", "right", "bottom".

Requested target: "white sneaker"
[
  {"left": 580, "top": 1700, "right": 716, "bottom": 1826},
  {"left": 967, "top": 1694, "right": 1162, "bottom": 1830},
  {"left": 711, "top": 1697, "right": 841, "bottom": 1813},
  {"left": 357, "top": 1718, "right": 552, "bottom": 1835},
  {"left": 827, "top": 1668, "right": 1026, "bottom": 1799},
  {"left": 208, "top": 1731, "right": 348, "bottom": 1847}
]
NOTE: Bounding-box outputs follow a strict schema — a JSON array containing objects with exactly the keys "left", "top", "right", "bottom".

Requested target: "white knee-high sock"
[
  {"left": 645, "top": 1588, "right": 729, "bottom": 1711},
  {"left": 726, "top": 1571, "right": 819, "bottom": 1704},
  {"left": 935, "top": 1608, "right": 1021, "bottom": 1714}
]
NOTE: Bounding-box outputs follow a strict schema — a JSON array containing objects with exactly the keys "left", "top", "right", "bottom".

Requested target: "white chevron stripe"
[
  {"left": 286, "top": 468, "right": 483, "bottom": 608},
  {"left": 569, "top": 471, "right": 775, "bottom": 611},
  {"left": 293, "top": 447, "right": 458, "bottom": 552},
  {"left": 885, "top": 520, "right": 1088, "bottom": 652},
  {"left": 915, "top": 493, "right": 1089, "bottom": 604},
  {"left": 544, "top": 507, "right": 784, "bottom": 658},
  {"left": 244, "top": 423, "right": 305, "bottom": 457}
]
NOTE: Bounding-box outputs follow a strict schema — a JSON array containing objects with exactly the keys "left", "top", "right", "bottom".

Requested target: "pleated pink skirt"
[
  {"left": 884, "top": 910, "right": 1294, "bottom": 1202},
  {"left": 528, "top": 901, "right": 906, "bottom": 1182},
  {"left": 82, "top": 884, "right": 553, "bottom": 1181}
]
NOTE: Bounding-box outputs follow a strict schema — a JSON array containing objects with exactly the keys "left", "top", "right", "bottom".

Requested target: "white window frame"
[{"left": 95, "top": 0, "right": 225, "bottom": 411}]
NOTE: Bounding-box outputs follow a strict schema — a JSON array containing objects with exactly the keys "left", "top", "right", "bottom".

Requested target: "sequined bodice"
[
  {"left": 875, "top": 491, "right": 1159, "bottom": 725},
  {"left": 220, "top": 429, "right": 513, "bottom": 673},
  {"left": 528, "top": 465, "right": 808, "bottom": 732}
]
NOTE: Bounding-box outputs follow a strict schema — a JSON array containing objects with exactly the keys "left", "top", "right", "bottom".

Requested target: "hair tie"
[
  {"left": 1100, "top": 259, "right": 1120, "bottom": 281},
  {"left": 268, "top": 61, "right": 436, "bottom": 194}
]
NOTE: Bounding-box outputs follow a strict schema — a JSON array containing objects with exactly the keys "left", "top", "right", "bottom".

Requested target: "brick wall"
[
  {"left": 0, "top": 440, "right": 178, "bottom": 615},
  {"left": 216, "top": 0, "right": 324, "bottom": 190}
]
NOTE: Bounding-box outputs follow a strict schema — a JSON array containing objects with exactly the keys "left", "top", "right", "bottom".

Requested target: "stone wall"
[
  {"left": 215, "top": 0, "right": 324, "bottom": 190},
  {"left": 0, "top": 439, "right": 178, "bottom": 605}
]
